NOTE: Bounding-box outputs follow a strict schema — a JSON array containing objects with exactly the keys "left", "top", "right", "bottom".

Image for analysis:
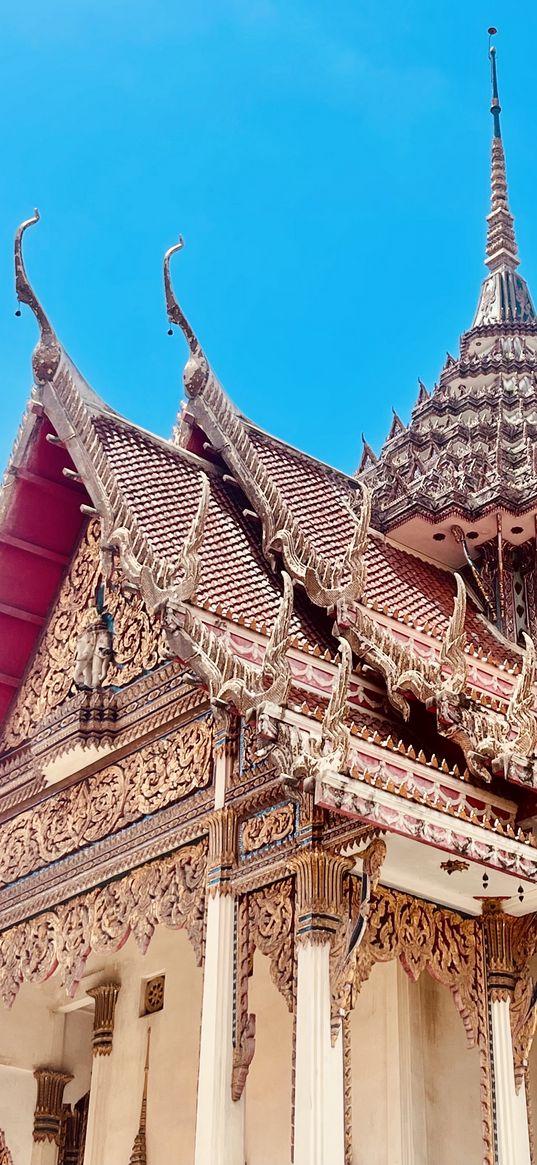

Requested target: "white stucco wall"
[
  {"left": 89, "top": 924, "right": 202, "bottom": 1165},
  {"left": 419, "top": 972, "right": 482, "bottom": 1164},
  {"left": 350, "top": 960, "right": 482, "bottom": 1164},
  {"left": 244, "top": 950, "right": 293, "bottom": 1165},
  {"left": 0, "top": 1065, "right": 35, "bottom": 1165}
]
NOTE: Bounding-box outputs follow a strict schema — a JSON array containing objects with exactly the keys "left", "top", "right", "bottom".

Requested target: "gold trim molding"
[
  {"left": 33, "top": 1068, "right": 72, "bottom": 1144},
  {"left": 87, "top": 982, "right": 121, "bottom": 1055}
]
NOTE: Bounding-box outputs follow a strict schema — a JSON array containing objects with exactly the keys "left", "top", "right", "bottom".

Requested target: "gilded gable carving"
[
  {"left": 1, "top": 520, "right": 167, "bottom": 751},
  {"left": 0, "top": 717, "right": 213, "bottom": 887}
]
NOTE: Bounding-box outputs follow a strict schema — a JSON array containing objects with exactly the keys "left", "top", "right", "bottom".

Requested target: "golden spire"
[
  {"left": 128, "top": 1029, "right": 151, "bottom": 1165},
  {"left": 485, "top": 29, "right": 519, "bottom": 273},
  {"left": 472, "top": 31, "right": 535, "bottom": 327}
]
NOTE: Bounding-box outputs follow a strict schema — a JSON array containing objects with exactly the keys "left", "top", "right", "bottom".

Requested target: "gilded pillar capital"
[
  {"left": 87, "top": 982, "right": 121, "bottom": 1055},
  {"left": 207, "top": 807, "right": 238, "bottom": 895},
  {"left": 289, "top": 848, "right": 354, "bottom": 944},
  {"left": 33, "top": 1067, "right": 73, "bottom": 1144},
  {"left": 482, "top": 899, "right": 519, "bottom": 1000}
]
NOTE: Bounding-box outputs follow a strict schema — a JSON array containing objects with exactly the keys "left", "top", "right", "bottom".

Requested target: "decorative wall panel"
[{"left": 0, "top": 717, "right": 212, "bottom": 887}]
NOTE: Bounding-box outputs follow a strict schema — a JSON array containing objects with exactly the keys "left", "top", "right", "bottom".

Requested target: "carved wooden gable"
[{"left": 1, "top": 519, "right": 167, "bottom": 751}]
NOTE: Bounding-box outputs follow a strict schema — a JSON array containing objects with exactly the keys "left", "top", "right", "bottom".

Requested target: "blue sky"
[{"left": 1, "top": 1, "right": 536, "bottom": 476}]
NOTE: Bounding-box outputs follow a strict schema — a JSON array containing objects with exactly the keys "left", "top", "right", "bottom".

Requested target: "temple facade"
[{"left": 2, "top": 34, "right": 537, "bottom": 1165}]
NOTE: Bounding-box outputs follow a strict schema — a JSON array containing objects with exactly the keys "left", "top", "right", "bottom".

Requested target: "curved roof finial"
[
  {"left": 163, "top": 236, "right": 210, "bottom": 397},
  {"left": 14, "top": 210, "right": 61, "bottom": 383}
]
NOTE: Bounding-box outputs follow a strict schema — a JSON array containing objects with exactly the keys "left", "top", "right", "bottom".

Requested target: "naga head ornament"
[
  {"left": 164, "top": 235, "right": 210, "bottom": 397},
  {"left": 14, "top": 210, "right": 61, "bottom": 384}
]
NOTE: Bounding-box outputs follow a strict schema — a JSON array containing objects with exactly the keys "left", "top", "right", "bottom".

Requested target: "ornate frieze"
[
  {"left": 240, "top": 803, "right": 296, "bottom": 858},
  {"left": 318, "top": 774, "right": 537, "bottom": 881},
  {"left": 351, "top": 884, "right": 481, "bottom": 1047},
  {"left": 0, "top": 840, "right": 207, "bottom": 1005},
  {"left": 0, "top": 717, "right": 213, "bottom": 888},
  {"left": 33, "top": 1068, "right": 73, "bottom": 1144},
  {"left": 1, "top": 520, "right": 167, "bottom": 753},
  {"left": 87, "top": 982, "right": 120, "bottom": 1055}
]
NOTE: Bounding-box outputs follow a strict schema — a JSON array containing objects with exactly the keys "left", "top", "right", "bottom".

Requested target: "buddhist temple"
[{"left": 1, "top": 30, "right": 537, "bottom": 1165}]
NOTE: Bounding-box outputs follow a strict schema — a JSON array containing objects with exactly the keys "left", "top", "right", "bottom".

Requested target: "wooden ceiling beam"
[
  {"left": 0, "top": 532, "right": 69, "bottom": 566},
  {"left": 0, "top": 602, "right": 45, "bottom": 626}
]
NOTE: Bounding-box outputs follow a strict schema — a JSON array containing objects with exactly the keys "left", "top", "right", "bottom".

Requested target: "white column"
[
  {"left": 83, "top": 983, "right": 121, "bottom": 1165},
  {"left": 195, "top": 808, "right": 244, "bottom": 1165},
  {"left": 31, "top": 1142, "right": 58, "bottom": 1165},
  {"left": 292, "top": 850, "right": 350, "bottom": 1165},
  {"left": 491, "top": 1000, "right": 531, "bottom": 1165},
  {"left": 83, "top": 1058, "right": 111, "bottom": 1165},
  {"left": 195, "top": 890, "right": 244, "bottom": 1165}
]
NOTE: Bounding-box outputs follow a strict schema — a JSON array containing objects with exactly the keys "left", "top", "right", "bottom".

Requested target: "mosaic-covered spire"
[{"left": 473, "top": 31, "right": 535, "bottom": 326}]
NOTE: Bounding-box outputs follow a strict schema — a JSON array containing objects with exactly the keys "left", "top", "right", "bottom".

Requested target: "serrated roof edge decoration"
[{"left": 164, "top": 237, "right": 371, "bottom": 609}]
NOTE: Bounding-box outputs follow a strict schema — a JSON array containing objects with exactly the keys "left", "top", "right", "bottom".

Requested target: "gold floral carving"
[
  {"left": 0, "top": 718, "right": 213, "bottom": 887},
  {"left": 339, "top": 882, "right": 494, "bottom": 1165},
  {"left": 0, "top": 1131, "right": 13, "bottom": 1165},
  {"left": 0, "top": 841, "right": 207, "bottom": 1006},
  {"left": 241, "top": 803, "right": 295, "bottom": 855},
  {"left": 1, "top": 520, "right": 167, "bottom": 751},
  {"left": 232, "top": 894, "right": 256, "bottom": 1102},
  {"left": 232, "top": 877, "right": 295, "bottom": 1101},
  {"left": 248, "top": 878, "right": 295, "bottom": 1011},
  {"left": 350, "top": 885, "right": 481, "bottom": 1047},
  {"left": 510, "top": 974, "right": 537, "bottom": 1093}
]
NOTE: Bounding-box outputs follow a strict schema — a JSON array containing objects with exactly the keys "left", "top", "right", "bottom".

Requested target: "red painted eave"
[{"left": 0, "top": 411, "right": 90, "bottom": 734}]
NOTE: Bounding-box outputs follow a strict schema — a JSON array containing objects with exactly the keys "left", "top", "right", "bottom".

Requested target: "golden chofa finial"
[
  {"left": 14, "top": 210, "right": 61, "bottom": 384},
  {"left": 163, "top": 235, "right": 210, "bottom": 398}
]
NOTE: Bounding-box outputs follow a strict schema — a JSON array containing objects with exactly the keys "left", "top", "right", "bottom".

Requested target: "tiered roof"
[{"left": 364, "top": 39, "right": 537, "bottom": 565}]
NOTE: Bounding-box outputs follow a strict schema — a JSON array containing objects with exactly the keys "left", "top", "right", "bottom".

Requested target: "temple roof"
[{"left": 3, "top": 42, "right": 537, "bottom": 813}]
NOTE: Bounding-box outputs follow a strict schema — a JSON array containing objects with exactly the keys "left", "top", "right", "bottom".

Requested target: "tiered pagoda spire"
[
  {"left": 363, "top": 32, "right": 537, "bottom": 643},
  {"left": 473, "top": 32, "right": 535, "bottom": 326}
]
